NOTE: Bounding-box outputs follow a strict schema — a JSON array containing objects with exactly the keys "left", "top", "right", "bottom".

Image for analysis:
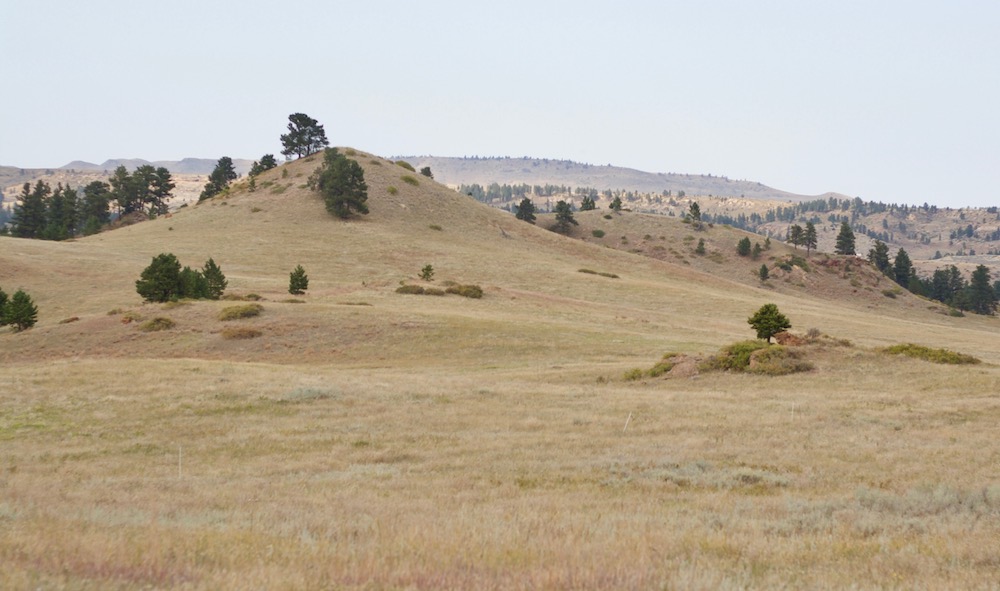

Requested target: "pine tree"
[
  {"left": 737, "top": 237, "right": 752, "bottom": 257},
  {"left": 579, "top": 196, "right": 596, "bottom": 211},
  {"left": 788, "top": 224, "right": 803, "bottom": 250},
  {"left": 280, "top": 113, "right": 329, "bottom": 159},
  {"left": 759, "top": 264, "right": 769, "bottom": 282},
  {"left": 689, "top": 202, "right": 701, "bottom": 222},
  {"left": 179, "top": 267, "right": 209, "bottom": 299},
  {"left": 308, "top": 149, "right": 369, "bottom": 218},
  {"left": 966, "top": 265, "right": 997, "bottom": 315},
  {"left": 419, "top": 166, "right": 433, "bottom": 179},
  {"left": 867, "top": 240, "right": 891, "bottom": 273},
  {"left": 11, "top": 181, "right": 50, "bottom": 238},
  {"left": 250, "top": 154, "right": 278, "bottom": 177},
  {"left": 80, "top": 181, "right": 111, "bottom": 235},
  {"left": 893, "top": 248, "right": 913, "bottom": 287},
  {"left": 747, "top": 303, "right": 790, "bottom": 343},
  {"left": 610, "top": 196, "right": 623, "bottom": 213},
  {"left": 803, "top": 222, "right": 818, "bottom": 256},
  {"left": 515, "top": 198, "right": 536, "bottom": 223},
  {"left": 695, "top": 238, "right": 706, "bottom": 255},
  {"left": 835, "top": 221, "right": 856, "bottom": 255},
  {"left": 202, "top": 258, "right": 227, "bottom": 300},
  {"left": 136, "top": 253, "right": 182, "bottom": 302},
  {"left": 5, "top": 289, "right": 38, "bottom": 332},
  {"left": 752, "top": 242, "right": 763, "bottom": 259},
  {"left": 553, "top": 200, "right": 578, "bottom": 233},
  {"left": 289, "top": 265, "right": 309, "bottom": 295},
  {"left": 200, "top": 156, "right": 238, "bottom": 201}
]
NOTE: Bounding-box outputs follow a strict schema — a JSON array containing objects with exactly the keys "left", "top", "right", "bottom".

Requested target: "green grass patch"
[
  {"left": 401, "top": 175, "right": 419, "bottom": 186},
  {"left": 395, "top": 160, "right": 416, "bottom": 172},
  {"left": 429, "top": 224, "right": 443, "bottom": 231},
  {"left": 591, "top": 229, "right": 605, "bottom": 238},
  {"left": 881, "top": 343, "right": 980, "bottom": 365},
  {"left": 578, "top": 269, "right": 619, "bottom": 279},
  {"left": 387, "top": 186, "right": 398, "bottom": 195},
  {"left": 218, "top": 303, "right": 264, "bottom": 321},
  {"left": 623, "top": 368, "right": 645, "bottom": 381}
]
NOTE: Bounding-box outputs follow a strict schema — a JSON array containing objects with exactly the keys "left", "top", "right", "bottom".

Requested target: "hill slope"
[{"left": 3, "top": 148, "right": 1000, "bottom": 590}]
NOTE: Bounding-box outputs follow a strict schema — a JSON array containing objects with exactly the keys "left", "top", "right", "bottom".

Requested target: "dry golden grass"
[{"left": 2, "top": 149, "right": 1000, "bottom": 589}]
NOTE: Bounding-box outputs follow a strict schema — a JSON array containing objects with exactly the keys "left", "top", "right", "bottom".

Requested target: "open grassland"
[{"left": 2, "top": 150, "right": 1000, "bottom": 589}]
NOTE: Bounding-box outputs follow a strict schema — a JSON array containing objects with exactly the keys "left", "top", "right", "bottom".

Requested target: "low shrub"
[
  {"left": 623, "top": 368, "right": 644, "bottom": 381},
  {"left": 395, "top": 160, "right": 416, "bottom": 172},
  {"left": 881, "top": 343, "right": 980, "bottom": 365},
  {"left": 59, "top": 316, "right": 80, "bottom": 324},
  {"left": 446, "top": 284, "right": 484, "bottom": 298},
  {"left": 424, "top": 288, "right": 446, "bottom": 296},
  {"left": 591, "top": 229, "right": 605, "bottom": 238},
  {"left": 882, "top": 289, "right": 898, "bottom": 298},
  {"left": 947, "top": 308, "right": 965, "bottom": 317},
  {"left": 120, "top": 311, "right": 143, "bottom": 324},
  {"left": 746, "top": 346, "right": 814, "bottom": 375},
  {"left": 218, "top": 303, "right": 263, "bottom": 321},
  {"left": 221, "top": 327, "right": 262, "bottom": 340},
  {"left": 387, "top": 186, "right": 398, "bottom": 195},
  {"left": 139, "top": 317, "right": 175, "bottom": 332},
  {"left": 429, "top": 224, "right": 443, "bottom": 231},
  {"left": 282, "top": 298, "right": 306, "bottom": 304},
  {"left": 603, "top": 214, "right": 613, "bottom": 220},
  {"left": 222, "top": 293, "right": 262, "bottom": 301},
  {"left": 401, "top": 175, "right": 419, "bottom": 186},
  {"left": 648, "top": 353, "right": 680, "bottom": 377},
  {"left": 699, "top": 340, "right": 770, "bottom": 372},
  {"left": 396, "top": 285, "right": 426, "bottom": 295},
  {"left": 578, "top": 269, "right": 620, "bottom": 279}
]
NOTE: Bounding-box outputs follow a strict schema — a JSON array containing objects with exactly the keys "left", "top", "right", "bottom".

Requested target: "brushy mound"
[
  {"left": 218, "top": 303, "right": 264, "bottom": 321},
  {"left": 699, "top": 340, "right": 813, "bottom": 375},
  {"left": 396, "top": 285, "right": 426, "bottom": 295},
  {"left": 881, "top": 343, "right": 980, "bottom": 365}
]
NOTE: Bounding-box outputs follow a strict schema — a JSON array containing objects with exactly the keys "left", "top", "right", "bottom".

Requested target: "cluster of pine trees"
[
  {"left": 136, "top": 254, "right": 227, "bottom": 303},
  {"left": 867, "top": 240, "right": 998, "bottom": 314},
  {"left": 5, "top": 165, "right": 175, "bottom": 240}
]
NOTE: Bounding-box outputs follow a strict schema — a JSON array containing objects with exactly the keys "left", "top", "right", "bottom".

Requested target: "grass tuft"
[
  {"left": 221, "top": 327, "right": 262, "bottom": 340},
  {"left": 401, "top": 175, "right": 420, "bottom": 186},
  {"left": 578, "top": 269, "right": 620, "bottom": 279},
  {"left": 218, "top": 303, "right": 264, "bottom": 321}
]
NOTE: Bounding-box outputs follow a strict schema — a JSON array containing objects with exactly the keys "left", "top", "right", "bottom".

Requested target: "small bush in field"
[
  {"left": 424, "top": 288, "right": 445, "bottom": 296},
  {"left": 446, "top": 284, "right": 483, "bottom": 299},
  {"left": 387, "top": 186, "right": 398, "bottom": 195},
  {"left": 395, "top": 160, "right": 416, "bottom": 172},
  {"left": 401, "top": 175, "right": 419, "bottom": 186},
  {"left": 396, "top": 285, "right": 426, "bottom": 295},
  {"left": 221, "top": 327, "right": 263, "bottom": 340},
  {"left": 647, "top": 353, "right": 680, "bottom": 377},
  {"left": 746, "top": 346, "right": 813, "bottom": 375},
  {"left": 218, "top": 303, "right": 263, "bottom": 321},
  {"left": 592, "top": 229, "right": 605, "bottom": 238},
  {"left": 139, "top": 317, "right": 175, "bottom": 332},
  {"left": 623, "top": 368, "right": 645, "bottom": 381}
]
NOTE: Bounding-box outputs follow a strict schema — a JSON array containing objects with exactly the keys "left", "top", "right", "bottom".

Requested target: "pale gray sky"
[{"left": 3, "top": 0, "right": 999, "bottom": 206}]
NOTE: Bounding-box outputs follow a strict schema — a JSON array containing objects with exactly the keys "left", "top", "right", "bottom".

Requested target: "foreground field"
[
  {"left": 2, "top": 150, "right": 999, "bottom": 589},
  {"left": 3, "top": 349, "right": 999, "bottom": 589}
]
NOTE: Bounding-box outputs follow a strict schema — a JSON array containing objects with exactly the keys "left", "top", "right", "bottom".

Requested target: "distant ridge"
[
  {"left": 399, "top": 156, "right": 847, "bottom": 203},
  {"left": 60, "top": 157, "right": 255, "bottom": 176}
]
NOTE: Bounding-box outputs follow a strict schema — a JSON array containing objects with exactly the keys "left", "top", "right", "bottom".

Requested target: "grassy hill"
[{"left": 2, "top": 149, "right": 1000, "bottom": 589}]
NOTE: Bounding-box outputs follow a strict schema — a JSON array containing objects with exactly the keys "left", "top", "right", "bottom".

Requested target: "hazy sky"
[{"left": 4, "top": 1, "right": 999, "bottom": 207}]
